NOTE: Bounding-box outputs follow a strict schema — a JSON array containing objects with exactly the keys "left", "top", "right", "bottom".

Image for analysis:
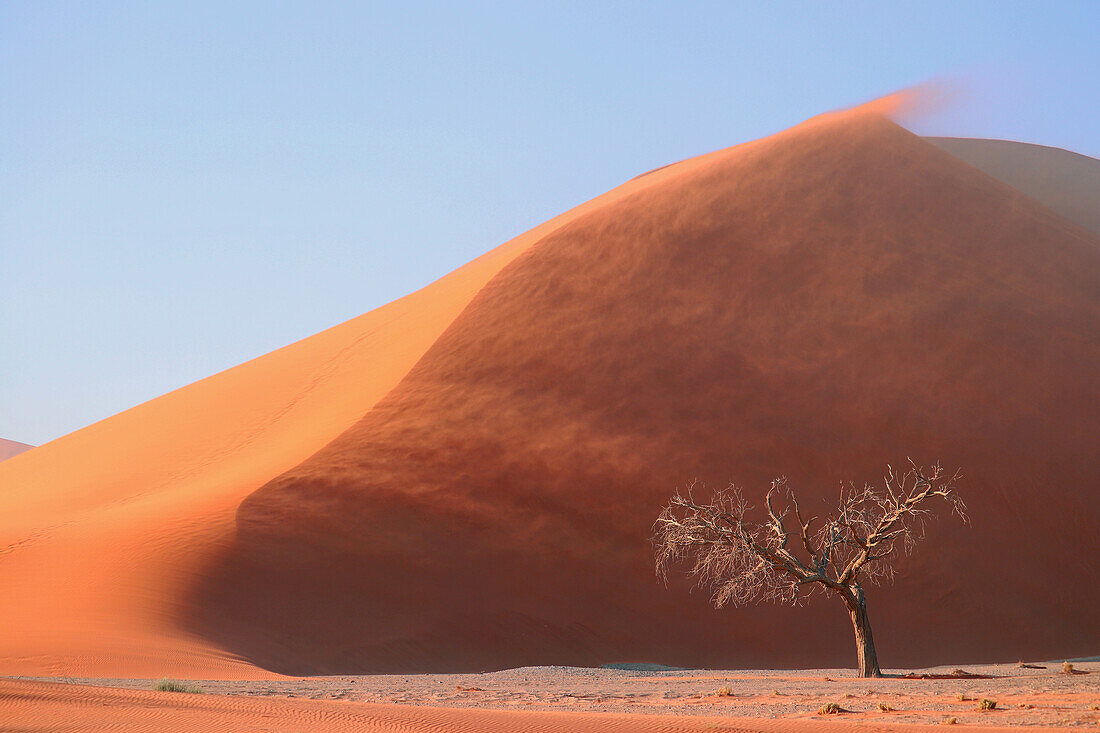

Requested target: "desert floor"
[{"left": 3, "top": 660, "right": 1097, "bottom": 731}]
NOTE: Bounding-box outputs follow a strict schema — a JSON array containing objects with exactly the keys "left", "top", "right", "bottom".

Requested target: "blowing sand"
[{"left": 4, "top": 661, "right": 1098, "bottom": 731}]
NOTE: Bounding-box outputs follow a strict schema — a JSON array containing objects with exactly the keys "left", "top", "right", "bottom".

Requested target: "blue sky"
[{"left": 2, "top": 1, "right": 1098, "bottom": 445}]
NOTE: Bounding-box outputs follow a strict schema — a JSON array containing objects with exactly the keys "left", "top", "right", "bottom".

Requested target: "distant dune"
[
  {"left": 0, "top": 438, "right": 33, "bottom": 462},
  {"left": 1, "top": 108, "right": 1097, "bottom": 678},
  {"left": 927, "top": 137, "right": 1100, "bottom": 235}
]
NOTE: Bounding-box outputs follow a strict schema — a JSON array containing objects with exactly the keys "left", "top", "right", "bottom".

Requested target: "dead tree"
[{"left": 653, "top": 461, "right": 966, "bottom": 677}]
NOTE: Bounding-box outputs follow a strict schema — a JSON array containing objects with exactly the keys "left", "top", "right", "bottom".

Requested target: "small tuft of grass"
[
  {"left": 1063, "top": 661, "right": 1075, "bottom": 675},
  {"left": 818, "top": 702, "right": 842, "bottom": 715},
  {"left": 716, "top": 685, "right": 733, "bottom": 697},
  {"left": 153, "top": 679, "right": 203, "bottom": 694},
  {"left": 942, "top": 716, "right": 958, "bottom": 725},
  {"left": 1017, "top": 703, "right": 1033, "bottom": 709},
  {"left": 977, "top": 698, "right": 997, "bottom": 711},
  {"left": 878, "top": 702, "right": 894, "bottom": 712},
  {"left": 771, "top": 689, "right": 783, "bottom": 696},
  {"left": 843, "top": 693, "right": 856, "bottom": 699},
  {"left": 957, "top": 693, "right": 972, "bottom": 702}
]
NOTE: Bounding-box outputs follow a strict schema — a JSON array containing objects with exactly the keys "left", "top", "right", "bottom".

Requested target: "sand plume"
[{"left": 844, "top": 80, "right": 962, "bottom": 124}]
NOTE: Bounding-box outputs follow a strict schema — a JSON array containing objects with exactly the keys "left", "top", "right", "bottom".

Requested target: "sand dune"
[
  {"left": 0, "top": 438, "right": 32, "bottom": 462},
  {"left": 927, "top": 138, "right": 1100, "bottom": 235},
  {"left": 0, "top": 141, "right": 732, "bottom": 678},
  {"left": 1, "top": 106, "right": 1097, "bottom": 679},
  {"left": 187, "top": 111, "right": 1099, "bottom": 673}
]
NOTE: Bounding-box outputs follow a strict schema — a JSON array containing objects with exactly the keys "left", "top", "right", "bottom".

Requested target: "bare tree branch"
[{"left": 652, "top": 461, "right": 968, "bottom": 677}]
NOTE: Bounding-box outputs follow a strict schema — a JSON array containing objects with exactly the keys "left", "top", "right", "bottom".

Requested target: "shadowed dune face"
[
  {"left": 927, "top": 137, "right": 1100, "bottom": 235},
  {"left": 0, "top": 439, "right": 33, "bottom": 462},
  {"left": 0, "top": 127, "right": 724, "bottom": 678},
  {"left": 186, "top": 112, "right": 1100, "bottom": 674}
]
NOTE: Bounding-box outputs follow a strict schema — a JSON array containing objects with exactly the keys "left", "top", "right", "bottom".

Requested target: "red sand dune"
[
  {"left": 1, "top": 106, "right": 1098, "bottom": 678},
  {"left": 0, "top": 438, "right": 33, "bottom": 462},
  {"left": 182, "top": 110, "right": 1099, "bottom": 674}
]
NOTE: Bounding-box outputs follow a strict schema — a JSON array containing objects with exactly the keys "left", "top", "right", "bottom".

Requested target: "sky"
[{"left": 2, "top": 1, "right": 1098, "bottom": 446}]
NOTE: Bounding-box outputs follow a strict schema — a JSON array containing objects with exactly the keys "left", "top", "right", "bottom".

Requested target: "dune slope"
[
  {"left": 185, "top": 111, "right": 1100, "bottom": 674},
  {"left": 927, "top": 137, "right": 1100, "bottom": 235},
  {"left": 0, "top": 147, "right": 715, "bottom": 677},
  {"left": 0, "top": 252, "right": 524, "bottom": 677}
]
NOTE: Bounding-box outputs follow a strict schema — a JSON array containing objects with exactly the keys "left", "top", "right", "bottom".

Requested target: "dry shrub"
[
  {"left": 878, "top": 702, "right": 894, "bottom": 712},
  {"left": 978, "top": 698, "right": 997, "bottom": 711},
  {"left": 956, "top": 693, "right": 971, "bottom": 702},
  {"left": 818, "top": 702, "right": 842, "bottom": 715},
  {"left": 716, "top": 686, "right": 733, "bottom": 697},
  {"left": 1062, "top": 662, "right": 1075, "bottom": 674},
  {"left": 152, "top": 679, "right": 202, "bottom": 694},
  {"left": 942, "top": 716, "right": 958, "bottom": 725}
]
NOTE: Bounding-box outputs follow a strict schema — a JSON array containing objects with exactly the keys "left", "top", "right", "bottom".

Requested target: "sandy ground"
[{"left": 5, "top": 661, "right": 1097, "bottom": 731}]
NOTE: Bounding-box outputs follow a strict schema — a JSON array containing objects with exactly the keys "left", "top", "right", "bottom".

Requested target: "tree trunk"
[{"left": 845, "top": 585, "right": 882, "bottom": 678}]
